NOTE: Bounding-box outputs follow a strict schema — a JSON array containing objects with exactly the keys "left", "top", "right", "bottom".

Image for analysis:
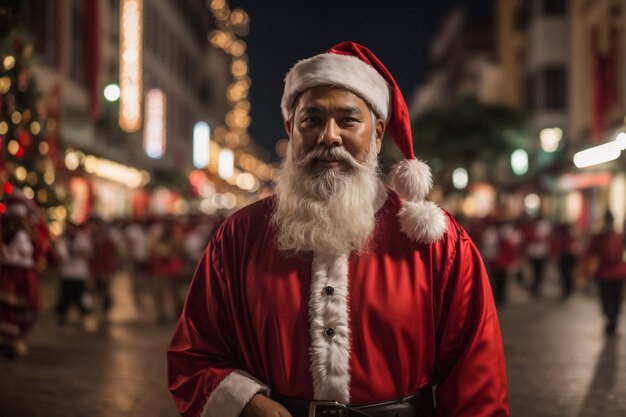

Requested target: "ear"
[
  {"left": 375, "top": 119, "right": 385, "bottom": 153},
  {"left": 284, "top": 119, "right": 292, "bottom": 136}
]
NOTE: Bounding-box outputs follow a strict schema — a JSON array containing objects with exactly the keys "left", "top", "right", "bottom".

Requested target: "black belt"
[{"left": 272, "top": 387, "right": 435, "bottom": 417}]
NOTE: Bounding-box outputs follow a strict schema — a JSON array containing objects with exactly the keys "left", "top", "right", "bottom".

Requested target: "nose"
[{"left": 318, "top": 119, "right": 342, "bottom": 147}]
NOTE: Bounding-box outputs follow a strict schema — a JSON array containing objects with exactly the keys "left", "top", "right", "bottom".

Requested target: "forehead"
[{"left": 295, "top": 85, "right": 371, "bottom": 113}]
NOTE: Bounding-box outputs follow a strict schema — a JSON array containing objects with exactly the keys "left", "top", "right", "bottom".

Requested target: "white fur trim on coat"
[
  {"left": 0, "top": 229, "right": 35, "bottom": 268},
  {"left": 309, "top": 253, "right": 351, "bottom": 403},
  {"left": 398, "top": 200, "right": 447, "bottom": 244},
  {"left": 390, "top": 159, "right": 433, "bottom": 202},
  {"left": 282, "top": 53, "right": 391, "bottom": 121},
  {"left": 201, "top": 370, "right": 270, "bottom": 417}
]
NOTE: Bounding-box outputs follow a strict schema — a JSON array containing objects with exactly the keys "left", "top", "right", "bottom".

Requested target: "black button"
[
  {"left": 324, "top": 286, "right": 334, "bottom": 296},
  {"left": 325, "top": 328, "right": 335, "bottom": 338}
]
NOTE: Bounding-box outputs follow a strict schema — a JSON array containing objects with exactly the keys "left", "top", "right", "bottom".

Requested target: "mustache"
[{"left": 298, "top": 146, "right": 360, "bottom": 168}]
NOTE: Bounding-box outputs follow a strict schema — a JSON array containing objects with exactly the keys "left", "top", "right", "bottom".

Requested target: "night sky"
[{"left": 228, "top": 0, "right": 493, "bottom": 161}]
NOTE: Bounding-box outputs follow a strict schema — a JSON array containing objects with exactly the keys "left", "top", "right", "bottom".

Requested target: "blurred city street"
[
  {"left": 1, "top": 0, "right": 626, "bottom": 416},
  {"left": 0, "top": 271, "right": 180, "bottom": 417},
  {"left": 1, "top": 267, "right": 626, "bottom": 417}
]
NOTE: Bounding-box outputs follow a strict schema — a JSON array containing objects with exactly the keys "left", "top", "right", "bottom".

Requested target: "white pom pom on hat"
[{"left": 281, "top": 41, "right": 447, "bottom": 243}]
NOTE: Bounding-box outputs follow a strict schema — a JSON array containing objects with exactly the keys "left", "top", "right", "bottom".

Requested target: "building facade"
[{"left": 16, "top": 0, "right": 271, "bottom": 222}]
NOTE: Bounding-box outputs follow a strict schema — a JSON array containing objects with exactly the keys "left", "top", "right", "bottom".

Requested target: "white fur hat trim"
[
  {"left": 281, "top": 53, "right": 391, "bottom": 121},
  {"left": 390, "top": 159, "right": 433, "bottom": 202}
]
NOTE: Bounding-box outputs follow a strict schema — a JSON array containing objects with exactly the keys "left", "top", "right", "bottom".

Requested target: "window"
[
  {"left": 544, "top": 66, "right": 566, "bottom": 110},
  {"left": 22, "top": 1, "right": 60, "bottom": 68},
  {"left": 70, "top": 0, "right": 86, "bottom": 85}
]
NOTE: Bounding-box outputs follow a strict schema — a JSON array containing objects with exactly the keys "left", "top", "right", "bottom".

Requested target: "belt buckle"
[{"left": 308, "top": 401, "right": 348, "bottom": 417}]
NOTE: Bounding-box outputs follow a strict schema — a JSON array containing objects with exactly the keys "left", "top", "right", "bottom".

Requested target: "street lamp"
[
  {"left": 452, "top": 168, "right": 468, "bottom": 190},
  {"left": 193, "top": 122, "right": 210, "bottom": 169},
  {"left": 540, "top": 128, "right": 562, "bottom": 153},
  {"left": 511, "top": 149, "right": 528, "bottom": 176},
  {"left": 103, "top": 84, "right": 120, "bottom": 102}
]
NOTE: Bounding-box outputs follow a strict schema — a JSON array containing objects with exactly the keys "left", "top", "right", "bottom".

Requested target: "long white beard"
[{"left": 272, "top": 139, "right": 383, "bottom": 256}]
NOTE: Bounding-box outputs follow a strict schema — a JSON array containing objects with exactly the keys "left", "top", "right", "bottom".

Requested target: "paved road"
[{"left": 1, "top": 266, "right": 625, "bottom": 417}]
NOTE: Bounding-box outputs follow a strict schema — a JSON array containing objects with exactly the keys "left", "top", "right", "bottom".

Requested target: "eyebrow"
[{"left": 299, "top": 106, "right": 364, "bottom": 116}]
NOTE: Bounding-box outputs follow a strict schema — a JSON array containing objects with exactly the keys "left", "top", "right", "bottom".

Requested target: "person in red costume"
[{"left": 168, "top": 42, "right": 509, "bottom": 417}]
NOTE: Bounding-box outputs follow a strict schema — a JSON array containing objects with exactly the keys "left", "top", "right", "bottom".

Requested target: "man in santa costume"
[
  {"left": 168, "top": 41, "right": 509, "bottom": 417},
  {"left": 0, "top": 191, "right": 40, "bottom": 358}
]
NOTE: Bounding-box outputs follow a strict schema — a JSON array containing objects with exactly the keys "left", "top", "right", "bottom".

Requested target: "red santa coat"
[
  {"left": 586, "top": 232, "right": 626, "bottom": 281},
  {"left": 168, "top": 191, "right": 509, "bottom": 417}
]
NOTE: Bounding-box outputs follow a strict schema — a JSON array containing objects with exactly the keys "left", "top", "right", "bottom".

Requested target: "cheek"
[
  {"left": 291, "top": 131, "right": 314, "bottom": 158},
  {"left": 345, "top": 132, "right": 373, "bottom": 162}
]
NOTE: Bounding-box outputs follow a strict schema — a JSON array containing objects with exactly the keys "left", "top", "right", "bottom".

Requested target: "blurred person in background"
[
  {"left": 483, "top": 218, "right": 522, "bottom": 307},
  {"left": 168, "top": 42, "right": 508, "bottom": 417},
  {"left": 551, "top": 222, "right": 581, "bottom": 299},
  {"left": 582, "top": 210, "right": 626, "bottom": 335},
  {"left": 0, "top": 193, "right": 40, "bottom": 358},
  {"left": 523, "top": 215, "right": 551, "bottom": 297},
  {"left": 125, "top": 218, "right": 149, "bottom": 309},
  {"left": 108, "top": 218, "right": 129, "bottom": 271},
  {"left": 148, "top": 217, "right": 184, "bottom": 324},
  {"left": 87, "top": 216, "right": 117, "bottom": 319},
  {"left": 55, "top": 222, "right": 94, "bottom": 328},
  {"left": 182, "top": 214, "right": 212, "bottom": 277}
]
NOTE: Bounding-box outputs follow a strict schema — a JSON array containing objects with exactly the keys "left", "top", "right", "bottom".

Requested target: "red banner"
[
  {"left": 85, "top": 0, "right": 101, "bottom": 121},
  {"left": 591, "top": 29, "right": 619, "bottom": 142}
]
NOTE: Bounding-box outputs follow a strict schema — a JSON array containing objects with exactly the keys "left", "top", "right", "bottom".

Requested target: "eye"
[
  {"left": 301, "top": 116, "right": 322, "bottom": 126},
  {"left": 340, "top": 117, "right": 359, "bottom": 126}
]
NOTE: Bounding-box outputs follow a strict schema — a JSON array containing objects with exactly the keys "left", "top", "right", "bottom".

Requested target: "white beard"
[{"left": 272, "top": 139, "right": 383, "bottom": 256}]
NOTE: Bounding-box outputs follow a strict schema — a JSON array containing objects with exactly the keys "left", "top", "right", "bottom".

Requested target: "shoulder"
[{"left": 212, "top": 195, "right": 275, "bottom": 244}]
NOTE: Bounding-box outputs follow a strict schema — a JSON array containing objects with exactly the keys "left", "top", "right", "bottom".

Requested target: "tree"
[
  {"left": 410, "top": 95, "right": 528, "bottom": 184},
  {"left": 0, "top": 4, "right": 64, "bottom": 216}
]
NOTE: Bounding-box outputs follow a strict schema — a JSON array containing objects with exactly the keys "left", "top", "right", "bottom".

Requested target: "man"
[{"left": 168, "top": 41, "right": 509, "bottom": 417}]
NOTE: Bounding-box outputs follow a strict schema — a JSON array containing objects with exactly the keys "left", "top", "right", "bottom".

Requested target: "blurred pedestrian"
[
  {"left": 582, "top": 210, "right": 626, "bottom": 335},
  {"left": 182, "top": 215, "right": 211, "bottom": 277},
  {"left": 524, "top": 215, "right": 551, "bottom": 297},
  {"left": 168, "top": 41, "right": 508, "bottom": 417},
  {"left": 148, "top": 218, "right": 184, "bottom": 324},
  {"left": 88, "top": 216, "right": 117, "bottom": 318},
  {"left": 483, "top": 219, "right": 522, "bottom": 307},
  {"left": 551, "top": 222, "right": 581, "bottom": 299},
  {"left": 125, "top": 219, "right": 148, "bottom": 309},
  {"left": 55, "top": 222, "right": 94, "bottom": 327},
  {"left": 0, "top": 194, "right": 40, "bottom": 358}
]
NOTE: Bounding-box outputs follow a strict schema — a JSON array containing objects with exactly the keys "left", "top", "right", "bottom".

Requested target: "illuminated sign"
[
  {"left": 143, "top": 89, "right": 166, "bottom": 159},
  {"left": 119, "top": 0, "right": 143, "bottom": 132}
]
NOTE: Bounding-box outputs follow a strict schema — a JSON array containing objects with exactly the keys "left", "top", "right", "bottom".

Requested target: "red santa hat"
[
  {"left": 281, "top": 41, "right": 446, "bottom": 243},
  {"left": 3, "top": 188, "right": 38, "bottom": 218}
]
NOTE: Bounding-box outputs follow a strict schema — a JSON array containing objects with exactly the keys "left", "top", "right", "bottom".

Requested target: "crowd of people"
[
  {"left": 0, "top": 189, "right": 224, "bottom": 359},
  {"left": 0, "top": 186, "right": 625, "bottom": 361},
  {"left": 467, "top": 209, "right": 626, "bottom": 335}
]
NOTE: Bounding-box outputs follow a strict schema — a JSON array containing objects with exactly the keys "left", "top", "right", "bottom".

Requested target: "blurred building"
[
  {"left": 410, "top": 7, "right": 501, "bottom": 118},
  {"left": 411, "top": 0, "right": 626, "bottom": 230},
  {"left": 498, "top": 0, "right": 626, "bottom": 230},
  {"left": 409, "top": 6, "right": 511, "bottom": 218},
  {"left": 16, "top": 0, "right": 273, "bottom": 224}
]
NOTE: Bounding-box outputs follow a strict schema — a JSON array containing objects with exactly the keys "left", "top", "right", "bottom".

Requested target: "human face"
[{"left": 285, "top": 86, "right": 384, "bottom": 172}]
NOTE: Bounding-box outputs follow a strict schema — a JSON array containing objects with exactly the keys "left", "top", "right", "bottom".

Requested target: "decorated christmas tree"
[{"left": 0, "top": 1, "right": 64, "bottom": 217}]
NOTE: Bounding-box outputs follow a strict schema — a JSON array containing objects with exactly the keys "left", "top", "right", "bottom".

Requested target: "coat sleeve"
[
  {"left": 167, "top": 237, "right": 269, "bottom": 417},
  {"left": 433, "top": 223, "right": 509, "bottom": 417}
]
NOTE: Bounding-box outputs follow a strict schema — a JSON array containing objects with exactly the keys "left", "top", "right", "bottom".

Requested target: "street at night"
[
  {"left": 1, "top": 270, "right": 626, "bottom": 417},
  {"left": 2, "top": 0, "right": 626, "bottom": 416}
]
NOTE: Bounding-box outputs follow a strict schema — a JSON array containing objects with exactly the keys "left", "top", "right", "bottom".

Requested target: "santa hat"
[
  {"left": 281, "top": 41, "right": 446, "bottom": 243},
  {"left": 3, "top": 188, "right": 38, "bottom": 219}
]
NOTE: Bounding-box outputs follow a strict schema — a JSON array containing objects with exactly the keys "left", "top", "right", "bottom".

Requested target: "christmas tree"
[{"left": 0, "top": 1, "right": 64, "bottom": 218}]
